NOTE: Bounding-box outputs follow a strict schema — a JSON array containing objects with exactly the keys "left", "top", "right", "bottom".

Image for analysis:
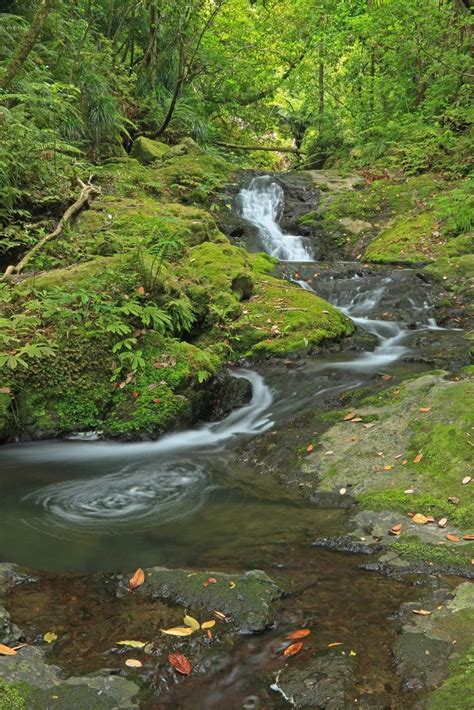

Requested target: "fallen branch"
[
  {"left": 214, "top": 140, "right": 304, "bottom": 155},
  {"left": 3, "top": 179, "right": 101, "bottom": 280}
]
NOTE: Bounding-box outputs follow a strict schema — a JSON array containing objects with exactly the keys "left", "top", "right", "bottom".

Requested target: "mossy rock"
[
  {"left": 130, "top": 136, "right": 169, "bottom": 164},
  {"left": 102, "top": 334, "right": 219, "bottom": 439},
  {"left": 364, "top": 211, "right": 438, "bottom": 264}
]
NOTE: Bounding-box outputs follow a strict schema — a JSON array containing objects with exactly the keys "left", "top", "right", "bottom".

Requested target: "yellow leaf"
[
  {"left": 0, "top": 644, "right": 17, "bottom": 656},
  {"left": 183, "top": 614, "right": 200, "bottom": 631},
  {"left": 349, "top": 650, "right": 357, "bottom": 656},
  {"left": 116, "top": 640, "right": 147, "bottom": 648},
  {"left": 201, "top": 620, "right": 216, "bottom": 629},
  {"left": 229, "top": 581, "right": 236, "bottom": 589},
  {"left": 412, "top": 513, "right": 429, "bottom": 525},
  {"left": 161, "top": 626, "right": 194, "bottom": 636},
  {"left": 43, "top": 632, "right": 58, "bottom": 644},
  {"left": 125, "top": 659, "right": 143, "bottom": 668},
  {"left": 328, "top": 642, "right": 343, "bottom": 648}
]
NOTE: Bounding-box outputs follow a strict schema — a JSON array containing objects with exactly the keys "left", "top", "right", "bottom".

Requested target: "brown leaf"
[
  {"left": 306, "top": 444, "right": 314, "bottom": 453},
  {"left": 283, "top": 641, "right": 304, "bottom": 656},
  {"left": 128, "top": 568, "right": 145, "bottom": 591},
  {"left": 286, "top": 629, "right": 311, "bottom": 640},
  {"left": 463, "top": 534, "right": 474, "bottom": 541},
  {"left": 390, "top": 523, "right": 403, "bottom": 535},
  {"left": 363, "top": 422, "right": 376, "bottom": 429},
  {"left": 207, "top": 577, "right": 217, "bottom": 584},
  {"left": 153, "top": 398, "right": 161, "bottom": 404},
  {"left": 214, "top": 611, "right": 226, "bottom": 621},
  {"left": 0, "top": 644, "right": 17, "bottom": 656},
  {"left": 344, "top": 412, "right": 357, "bottom": 421},
  {"left": 412, "top": 513, "right": 429, "bottom": 525},
  {"left": 419, "top": 407, "right": 432, "bottom": 413},
  {"left": 446, "top": 533, "right": 460, "bottom": 542},
  {"left": 438, "top": 518, "right": 448, "bottom": 528},
  {"left": 412, "top": 609, "right": 431, "bottom": 616},
  {"left": 169, "top": 653, "right": 191, "bottom": 675},
  {"left": 448, "top": 496, "right": 460, "bottom": 505},
  {"left": 137, "top": 286, "right": 145, "bottom": 295},
  {"left": 350, "top": 417, "right": 363, "bottom": 423},
  {"left": 328, "top": 642, "right": 343, "bottom": 647},
  {"left": 413, "top": 453, "right": 423, "bottom": 464}
]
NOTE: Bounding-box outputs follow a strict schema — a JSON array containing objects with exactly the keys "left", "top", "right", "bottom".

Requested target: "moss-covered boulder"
[{"left": 130, "top": 136, "right": 169, "bottom": 164}]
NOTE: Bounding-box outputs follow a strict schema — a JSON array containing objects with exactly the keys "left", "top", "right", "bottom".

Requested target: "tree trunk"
[
  {"left": 0, "top": 0, "right": 55, "bottom": 90},
  {"left": 155, "top": 44, "right": 185, "bottom": 137}
]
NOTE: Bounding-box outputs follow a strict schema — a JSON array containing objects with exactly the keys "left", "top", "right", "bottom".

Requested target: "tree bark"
[{"left": 0, "top": 0, "right": 55, "bottom": 90}]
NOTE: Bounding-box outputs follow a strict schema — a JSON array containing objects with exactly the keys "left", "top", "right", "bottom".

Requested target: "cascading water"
[{"left": 236, "top": 175, "right": 312, "bottom": 261}]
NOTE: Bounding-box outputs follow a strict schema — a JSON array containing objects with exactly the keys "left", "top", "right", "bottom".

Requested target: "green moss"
[
  {"left": 0, "top": 679, "right": 28, "bottom": 710},
  {"left": 130, "top": 136, "right": 169, "bottom": 164},
  {"left": 358, "top": 490, "right": 471, "bottom": 528},
  {"left": 428, "top": 645, "right": 474, "bottom": 710},
  {"left": 365, "top": 211, "right": 437, "bottom": 264},
  {"left": 423, "top": 255, "right": 474, "bottom": 296},
  {"left": 298, "top": 210, "right": 319, "bottom": 227},
  {"left": 391, "top": 536, "right": 474, "bottom": 567},
  {"left": 102, "top": 334, "right": 219, "bottom": 439}
]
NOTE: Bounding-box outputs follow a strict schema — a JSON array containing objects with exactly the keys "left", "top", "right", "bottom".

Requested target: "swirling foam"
[{"left": 24, "top": 461, "right": 210, "bottom": 531}]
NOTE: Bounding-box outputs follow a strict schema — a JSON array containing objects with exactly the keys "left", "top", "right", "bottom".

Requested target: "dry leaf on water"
[
  {"left": 128, "top": 568, "right": 145, "bottom": 591},
  {"left": 0, "top": 644, "right": 17, "bottom": 656},
  {"left": 446, "top": 534, "right": 460, "bottom": 542},
  {"left": 125, "top": 659, "right": 142, "bottom": 668},
  {"left": 161, "top": 627, "right": 194, "bottom": 636},
  {"left": 412, "top": 609, "right": 432, "bottom": 616},
  {"left": 116, "top": 641, "right": 147, "bottom": 648},
  {"left": 201, "top": 620, "right": 216, "bottom": 630},
  {"left": 283, "top": 641, "right": 304, "bottom": 656},
  {"left": 169, "top": 653, "right": 191, "bottom": 675},
  {"left": 286, "top": 629, "right": 311, "bottom": 640},
  {"left": 412, "top": 513, "right": 429, "bottom": 525},
  {"left": 43, "top": 631, "right": 58, "bottom": 644},
  {"left": 183, "top": 614, "right": 200, "bottom": 631}
]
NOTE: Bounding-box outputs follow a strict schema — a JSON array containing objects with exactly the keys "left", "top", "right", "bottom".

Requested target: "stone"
[
  {"left": 273, "top": 651, "right": 354, "bottom": 708},
  {"left": 338, "top": 217, "right": 373, "bottom": 235},
  {"left": 130, "top": 136, "right": 169, "bottom": 164}
]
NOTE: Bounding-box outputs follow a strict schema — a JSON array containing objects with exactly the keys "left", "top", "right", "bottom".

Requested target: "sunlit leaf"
[
  {"left": 161, "top": 626, "right": 194, "bottom": 636},
  {"left": 0, "top": 644, "right": 17, "bottom": 656},
  {"left": 43, "top": 631, "right": 58, "bottom": 643},
  {"left": 125, "top": 658, "right": 142, "bottom": 668},
  {"left": 286, "top": 629, "right": 311, "bottom": 640},
  {"left": 183, "top": 614, "right": 200, "bottom": 631},
  {"left": 412, "top": 609, "right": 431, "bottom": 616},
  {"left": 283, "top": 641, "right": 304, "bottom": 656},
  {"left": 116, "top": 640, "right": 147, "bottom": 648},
  {"left": 169, "top": 652, "right": 191, "bottom": 675},
  {"left": 201, "top": 620, "right": 216, "bottom": 629},
  {"left": 128, "top": 568, "right": 145, "bottom": 591}
]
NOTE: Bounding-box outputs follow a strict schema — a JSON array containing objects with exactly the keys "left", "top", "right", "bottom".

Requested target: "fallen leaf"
[
  {"left": 283, "top": 641, "right": 304, "bottom": 656},
  {"left": 462, "top": 476, "right": 472, "bottom": 485},
  {"left": 394, "top": 454, "right": 403, "bottom": 459},
  {"left": 183, "top": 614, "right": 200, "bottom": 631},
  {"left": 350, "top": 417, "right": 363, "bottom": 423},
  {"left": 382, "top": 374, "right": 393, "bottom": 381},
  {"left": 125, "top": 658, "right": 142, "bottom": 668},
  {"left": 229, "top": 581, "right": 236, "bottom": 589},
  {"left": 349, "top": 650, "right": 357, "bottom": 656},
  {"left": 201, "top": 620, "right": 216, "bottom": 629},
  {"left": 306, "top": 444, "right": 314, "bottom": 453},
  {"left": 128, "top": 568, "right": 145, "bottom": 591},
  {"left": 363, "top": 422, "right": 376, "bottom": 429},
  {"left": 206, "top": 629, "right": 213, "bottom": 639},
  {"left": 339, "top": 488, "right": 347, "bottom": 495},
  {"left": 390, "top": 523, "right": 403, "bottom": 535},
  {"left": 0, "top": 644, "right": 17, "bottom": 656},
  {"left": 404, "top": 489, "right": 415, "bottom": 494},
  {"left": 413, "top": 453, "right": 423, "bottom": 464},
  {"left": 412, "top": 609, "right": 432, "bottom": 616},
  {"left": 384, "top": 465, "right": 394, "bottom": 471},
  {"left": 117, "top": 640, "right": 147, "bottom": 648},
  {"left": 463, "top": 534, "right": 474, "bottom": 541},
  {"left": 412, "top": 513, "right": 429, "bottom": 525},
  {"left": 344, "top": 412, "right": 357, "bottom": 421},
  {"left": 446, "top": 534, "right": 460, "bottom": 542},
  {"left": 448, "top": 496, "right": 460, "bottom": 505},
  {"left": 161, "top": 627, "right": 194, "bottom": 636},
  {"left": 137, "top": 286, "right": 145, "bottom": 295},
  {"left": 419, "top": 407, "right": 432, "bottom": 413},
  {"left": 286, "top": 629, "right": 311, "bottom": 640},
  {"left": 438, "top": 518, "right": 448, "bottom": 528},
  {"left": 426, "top": 516, "right": 435, "bottom": 523},
  {"left": 169, "top": 652, "right": 191, "bottom": 675},
  {"left": 207, "top": 577, "right": 217, "bottom": 584},
  {"left": 214, "top": 611, "right": 226, "bottom": 621},
  {"left": 43, "top": 631, "right": 58, "bottom": 644},
  {"left": 328, "top": 642, "right": 343, "bottom": 647},
  {"left": 402, "top": 460, "right": 408, "bottom": 465}
]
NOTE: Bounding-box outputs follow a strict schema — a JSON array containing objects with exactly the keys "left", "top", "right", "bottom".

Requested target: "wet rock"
[
  {"left": 394, "top": 632, "right": 452, "bottom": 692},
  {"left": 309, "top": 490, "right": 356, "bottom": 509},
  {"left": 312, "top": 535, "right": 381, "bottom": 555},
  {"left": 406, "top": 329, "right": 472, "bottom": 370},
  {"left": 116, "top": 568, "right": 283, "bottom": 632},
  {"left": 273, "top": 651, "right": 355, "bottom": 708},
  {"left": 0, "top": 647, "right": 139, "bottom": 708},
  {"left": 0, "top": 604, "right": 22, "bottom": 645},
  {"left": 0, "top": 562, "right": 34, "bottom": 596},
  {"left": 201, "top": 369, "right": 252, "bottom": 422}
]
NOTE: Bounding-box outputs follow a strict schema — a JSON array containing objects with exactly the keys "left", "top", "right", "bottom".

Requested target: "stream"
[{"left": 0, "top": 174, "right": 457, "bottom": 707}]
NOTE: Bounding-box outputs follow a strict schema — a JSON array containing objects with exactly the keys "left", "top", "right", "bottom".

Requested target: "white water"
[{"left": 237, "top": 175, "right": 312, "bottom": 261}]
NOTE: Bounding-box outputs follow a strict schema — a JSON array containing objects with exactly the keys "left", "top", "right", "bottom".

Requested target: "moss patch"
[
  {"left": 130, "top": 136, "right": 169, "bottom": 164},
  {"left": 427, "top": 644, "right": 474, "bottom": 710}
]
